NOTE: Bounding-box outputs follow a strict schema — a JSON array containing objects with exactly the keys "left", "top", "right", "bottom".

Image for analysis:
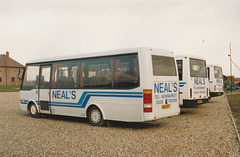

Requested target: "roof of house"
[{"left": 0, "top": 53, "right": 24, "bottom": 68}]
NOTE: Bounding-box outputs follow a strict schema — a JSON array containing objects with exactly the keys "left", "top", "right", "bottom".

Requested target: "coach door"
[{"left": 39, "top": 65, "right": 52, "bottom": 114}]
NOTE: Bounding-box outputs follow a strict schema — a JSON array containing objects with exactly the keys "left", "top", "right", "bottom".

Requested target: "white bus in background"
[
  {"left": 176, "top": 56, "right": 209, "bottom": 106},
  {"left": 20, "top": 48, "right": 180, "bottom": 126},
  {"left": 207, "top": 65, "right": 224, "bottom": 97}
]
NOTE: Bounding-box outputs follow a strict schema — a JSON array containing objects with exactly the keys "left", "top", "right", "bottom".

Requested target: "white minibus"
[
  {"left": 20, "top": 48, "right": 180, "bottom": 126},
  {"left": 176, "top": 56, "right": 209, "bottom": 106},
  {"left": 207, "top": 65, "right": 224, "bottom": 97}
]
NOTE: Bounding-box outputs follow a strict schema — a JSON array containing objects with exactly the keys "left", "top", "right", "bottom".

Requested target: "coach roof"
[
  {"left": 26, "top": 47, "right": 174, "bottom": 64},
  {"left": 176, "top": 55, "right": 206, "bottom": 61}
]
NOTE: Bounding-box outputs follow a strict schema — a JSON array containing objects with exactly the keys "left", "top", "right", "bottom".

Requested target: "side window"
[
  {"left": 80, "top": 59, "right": 112, "bottom": 88},
  {"left": 189, "top": 58, "right": 207, "bottom": 78},
  {"left": 21, "top": 65, "right": 40, "bottom": 90},
  {"left": 152, "top": 55, "right": 177, "bottom": 76},
  {"left": 214, "top": 66, "right": 223, "bottom": 79},
  {"left": 52, "top": 61, "right": 79, "bottom": 89},
  {"left": 40, "top": 66, "right": 51, "bottom": 89},
  {"left": 114, "top": 55, "right": 139, "bottom": 88},
  {"left": 207, "top": 67, "right": 210, "bottom": 80},
  {"left": 177, "top": 60, "right": 183, "bottom": 81},
  {"left": 79, "top": 54, "right": 139, "bottom": 89}
]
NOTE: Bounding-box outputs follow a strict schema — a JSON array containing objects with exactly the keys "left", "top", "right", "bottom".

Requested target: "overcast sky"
[{"left": 0, "top": 0, "right": 240, "bottom": 77}]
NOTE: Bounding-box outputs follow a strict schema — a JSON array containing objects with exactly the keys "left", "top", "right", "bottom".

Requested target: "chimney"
[{"left": 6, "top": 51, "right": 9, "bottom": 57}]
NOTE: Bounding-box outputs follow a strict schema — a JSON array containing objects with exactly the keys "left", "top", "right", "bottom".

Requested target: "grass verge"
[
  {"left": 0, "top": 85, "right": 20, "bottom": 92},
  {"left": 225, "top": 89, "right": 240, "bottom": 137}
]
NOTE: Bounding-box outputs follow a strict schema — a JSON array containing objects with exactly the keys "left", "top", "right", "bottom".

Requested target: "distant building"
[
  {"left": 227, "top": 76, "right": 235, "bottom": 83},
  {"left": 0, "top": 51, "right": 24, "bottom": 86},
  {"left": 235, "top": 77, "right": 240, "bottom": 86}
]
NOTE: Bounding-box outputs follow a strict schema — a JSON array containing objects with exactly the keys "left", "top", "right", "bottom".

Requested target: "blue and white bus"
[
  {"left": 20, "top": 48, "right": 180, "bottom": 126},
  {"left": 176, "top": 56, "right": 209, "bottom": 106},
  {"left": 207, "top": 64, "right": 224, "bottom": 97}
]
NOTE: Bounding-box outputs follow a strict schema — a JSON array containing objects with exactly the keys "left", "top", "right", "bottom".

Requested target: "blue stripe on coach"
[
  {"left": 179, "top": 82, "right": 186, "bottom": 87},
  {"left": 50, "top": 91, "right": 143, "bottom": 108}
]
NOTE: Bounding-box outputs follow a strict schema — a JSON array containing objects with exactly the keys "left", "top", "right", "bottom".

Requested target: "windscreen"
[
  {"left": 214, "top": 66, "right": 223, "bottom": 79},
  {"left": 152, "top": 55, "right": 177, "bottom": 76},
  {"left": 190, "top": 58, "right": 207, "bottom": 78},
  {"left": 21, "top": 65, "right": 40, "bottom": 90}
]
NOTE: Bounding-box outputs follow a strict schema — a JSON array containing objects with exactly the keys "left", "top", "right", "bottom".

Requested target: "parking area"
[{"left": 0, "top": 92, "right": 239, "bottom": 156}]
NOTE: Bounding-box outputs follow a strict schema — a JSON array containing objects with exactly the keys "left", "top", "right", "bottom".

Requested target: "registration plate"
[
  {"left": 218, "top": 93, "right": 221, "bottom": 95},
  {"left": 197, "top": 100, "right": 203, "bottom": 104},
  {"left": 162, "top": 104, "right": 171, "bottom": 109}
]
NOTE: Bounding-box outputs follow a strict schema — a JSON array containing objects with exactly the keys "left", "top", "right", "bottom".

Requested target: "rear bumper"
[
  {"left": 144, "top": 110, "right": 180, "bottom": 121},
  {"left": 182, "top": 98, "right": 209, "bottom": 106},
  {"left": 210, "top": 92, "right": 224, "bottom": 97}
]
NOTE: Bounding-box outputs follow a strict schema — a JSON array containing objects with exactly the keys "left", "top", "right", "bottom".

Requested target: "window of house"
[
  {"left": 11, "top": 77, "right": 15, "bottom": 82},
  {"left": 0, "top": 77, "right": 2, "bottom": 82}
]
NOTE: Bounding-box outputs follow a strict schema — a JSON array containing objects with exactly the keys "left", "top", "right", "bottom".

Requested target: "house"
[
  {"left": 227, "top": 76, "right": 235, "bottom": 83},
  {"left": 0, "top": 51, "right": 24, "bottom": 86}
]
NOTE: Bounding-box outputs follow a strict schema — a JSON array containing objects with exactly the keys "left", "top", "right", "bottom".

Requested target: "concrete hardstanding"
[{"left": 0, "top": 92, "right": 239, "bottom": 156}]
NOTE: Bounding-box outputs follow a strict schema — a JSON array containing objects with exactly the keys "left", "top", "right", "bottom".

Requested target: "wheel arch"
[
  {"left": 27, "top": 100, "right": 39, "bottom": 112},
  {"left": 86, "top": 104, "right": 105, "bottom": 120}
]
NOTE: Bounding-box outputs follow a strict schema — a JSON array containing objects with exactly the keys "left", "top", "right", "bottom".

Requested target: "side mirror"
[
  {"left": 17, "top": 68, "right": 24, "bottom": 80},
  {"left": 17, "top": 69, "right": 20, "bottom": 78}
]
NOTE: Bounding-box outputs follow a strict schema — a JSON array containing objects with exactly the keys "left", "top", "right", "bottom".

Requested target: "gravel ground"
[{"left": 0, "top": 92, "right": 239, "bottom": 156}]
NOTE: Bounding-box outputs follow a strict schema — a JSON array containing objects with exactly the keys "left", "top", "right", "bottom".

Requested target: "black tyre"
[
  {"left": 29, "top": 104, "right": 40, "bottom": 118},
  {"left": 88, "top": 106, "right": 105, "bottom": 126}
]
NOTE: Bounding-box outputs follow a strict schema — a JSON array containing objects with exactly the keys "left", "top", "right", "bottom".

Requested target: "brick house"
[
  {"left": 0, "top": 51, "right": 24, "bottom": 86},
  {"left": 227, "top": 76, "right": 235, "bottom": 83}
]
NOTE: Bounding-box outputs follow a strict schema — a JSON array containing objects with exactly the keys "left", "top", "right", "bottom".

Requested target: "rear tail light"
[
  {"left": 143, "top": 89, "right": 152, "bottom": 103},
  {"left": 143, "top": 89, "right": 152, "bottom": 112},
  {"left": 214, "top": 85, "right": 216, "bottom": 91},
  {"left": 190, "top": 88, "right": 192, "bottom": 98},
  {"left": 144, "top": 104, "right": 152, "bottom": 112}
]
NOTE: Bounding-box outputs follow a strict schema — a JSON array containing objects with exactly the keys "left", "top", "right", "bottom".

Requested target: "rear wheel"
[
  {"left": 88, "top": 106, "right": 105, "bottom": 126},
  {"left": 29, "top": 104, "right": 40, "bottom": 118}
]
